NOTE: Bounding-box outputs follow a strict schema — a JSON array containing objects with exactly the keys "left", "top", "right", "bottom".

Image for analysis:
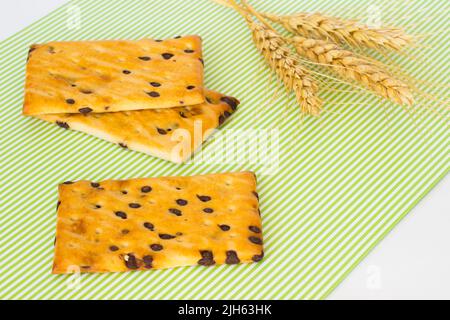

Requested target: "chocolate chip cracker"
[
  {"left": 35, "top": 90, "right": 239, "bottom": 163},
  {"left": 23, "top": 36, "right": 204, "bottom": 115},
  {"left": 52, "top": 172, "right": 263, "bottom": 274}
]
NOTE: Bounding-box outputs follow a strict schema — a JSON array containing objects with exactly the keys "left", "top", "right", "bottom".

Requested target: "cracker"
[
  {"left": 52, "top": 171, "right": 263, "bottom": 274},
  {"left": 35, "top": 90, "right": 239, "bottom": 163},
  {"left": 23, "top": 35, "right": 204, "bottom": 115}
]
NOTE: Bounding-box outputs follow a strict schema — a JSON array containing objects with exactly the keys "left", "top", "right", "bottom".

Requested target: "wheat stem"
[
  {"left": 264, "top": 12, "right": 413, "bottom": 52},
  {"left": 248, "top": 20, "right": 323, "bottom": 115},
  {"left": 215, "top": 0, "right": 323, "bottom": 115},
  {"left": 289, "top": 36, "right": 414, "bottom": 106}
]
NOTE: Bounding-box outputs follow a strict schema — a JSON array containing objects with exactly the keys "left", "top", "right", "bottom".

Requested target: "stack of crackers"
[
  {"left": 22, "top": 36, "right": 264, "bottom": 274},
  {"left": 23, "top": 35, "right": 239, "bottom": 163}
]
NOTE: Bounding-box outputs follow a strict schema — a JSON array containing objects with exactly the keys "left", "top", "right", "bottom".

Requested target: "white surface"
[
  {"left": 1, "top": 0, "right": 449, "bottom": 300},
  {"left": 0, "top": 0, "right": 67, "bottom": 41},
  {"left": 329, "top": 175, "right": 450, "bottom": 300}
]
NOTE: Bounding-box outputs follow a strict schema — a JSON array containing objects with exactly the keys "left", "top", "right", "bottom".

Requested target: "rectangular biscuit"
[
  {"left": 35, "top": 90, "right": 239, "bottom": 163},
  {"left": 23, "top": 35, "right": 204, "bottom": 115},
  {"left": 52, "top": 172, "right": 263, "bottom": 274}
]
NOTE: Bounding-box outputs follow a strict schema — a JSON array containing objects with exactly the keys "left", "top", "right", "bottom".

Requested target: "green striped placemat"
[{"left": 0, "top": 0, "right": 448, "bottom": 299}]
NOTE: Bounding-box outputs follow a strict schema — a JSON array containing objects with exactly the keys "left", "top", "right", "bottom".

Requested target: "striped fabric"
[{"left": 0, "top": 0, "right": 448, "bottom": 300}]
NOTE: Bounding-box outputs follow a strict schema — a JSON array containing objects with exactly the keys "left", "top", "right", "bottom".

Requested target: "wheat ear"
[
  {"left": 248, "top": 19, "right": 323, "bottom": 115},
  {"left": 264, "top": 12, "right": 413, "bottom": 52},
  {"left": 291, "top": 36, "right": 414, "bottom": 106}
]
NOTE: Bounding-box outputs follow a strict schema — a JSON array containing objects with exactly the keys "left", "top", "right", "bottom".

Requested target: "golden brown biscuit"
[
  {"left": 35, "top": 90, "right": 239, "bottom": 163},
  {"left": 52, "top": 172, "right": 263, "bottom": 274},
  {"left": 23, "top": 35, "right": 204, "bottom": 115}
]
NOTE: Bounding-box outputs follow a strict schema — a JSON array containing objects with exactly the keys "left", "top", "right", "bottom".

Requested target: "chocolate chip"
[
  {"left": 168, "top": 208, "right": 182, "bottom": 216},
  {"left": 249, "top": 236, "right": 263, "bottom": 245},
  {"left": 162, "top": 53, "right": 174, "bottom": 59},
  {"left": 176, "top": 199, "right": 188, "bottom": 206},
  {"left": 129, "top": 203, "right": 141, "bottom": 208},
  {"left": 147, "top": 91, "right": 160, "bottom": 97},
  {"left": 184, "top": 49, "right": 194, "bottom": 53},
  {"left": 121, "top": 229, "right": 130, "bottom": 235},
  {"left": 143, "top": 222, "right": 154, "bottom": 231},
  {"left": 198, "top": 250, "right": 215, "bottom": 266},
  {"left": 121, "top": 190, "right": 128, "bottom": 194},
  {"left": 197, "top": 195, "right": 211, "bottom": 202},
  {"left": 119, "top": 143, "right": 128, "bottom": 149},
  {"left": 56, "top": 201, "right": 61, "bottom": 210},
  {"left": 143, "top": 255, "right": 153, "bottom": 269},
  {"left": 252, "top": 251, "right": 264, "bottom": 262},
  {"left": 201, "top": 250, "right": 213, "bottom": 259},
  {"left": 65, "top": 98, "right": 75, "bottom": 104},
  {"left": 220, "top": 96, "right": 239, "bottom": 110},
  {"left": 225, "top": 250, "right": 240, "bottom": 264},
  {"left": 157, "top": 128, "right": 167, "bottom": 135},
  {"left": 94, "top": 204, "right": 101, "bottom": 209},
  {"left": 63, "top": 181, "right": 73, "bottom": 184},
  {"left": 224, "top": 111, "right": 231, "bottom": 118},
  {"left": 79, "top": 107, "right": 93, "bottom": 114},
  {"left": 56, "top": 121, "right": 69, "bottom": 129},
  {"left": 179, "top": 111, "right": 187, "bottom": 118},
  {"left": 80, "top": 265, "right": 91, "bottom": 269},
  {"left": 159, "top": 233, "right": 176, "bottom": 240},
  {"left": 80, "top": 89, "right": 93, "bottom": 94},
  {"left": 138, "top": 56, "right": 151, "bottom": 61},
  {"left": 174, "top": 35, "right": 181, "bottom": 39},
  {"left": 179, "top": 101, "right": 184, "bottom": 105},
  {"left": 115, "top": 211, "right": 127, "bottom": 219},
  {"left": 28, "top": 46, "right": 36, "bottom": 57},
  {"left": 109, "top": 245, "right": 119, "bottom": 252},
  {"left": 149, "top": 82, "right": 161, "bottom": 87},
  {"left": 186, "top": 85, "right": 195, "bottom": 90},
  {"left": 219, "top": 224, "right": 230, "bottom": 231},
  {"left": 124, "top": 253, "right": 139, "bottom": 269},
  {"left": 150, "top": 244, "right": 163, "bottom": 251},
  {"left": 155, "top": 39, "right": 162, "bottom": 42},
  {"left": 122, "top": 70, "right": 131, "bottom": 74},
  {"left": 199, "top": 58, "right": 204, "bottom": 65},
  {"left": 203, "top": 208, "right": 214, "bottom": 213},
  {"left": 219, "top": 114, "right": 225, "bottom": 125},
  {"left": 141, "top": 186, "right": 152, "bottom": 193},
  {"left": 253, "top": 191, "right": 259, "bottom": 199},
  {"left": 206, "top": 97, "right": 213, "bottom": 104},
  {"left": 249, "top": 226, "right": 261, "bottom": 233},
  {"left": 91, "top": 182, "right": 100, "bottom": 188}
]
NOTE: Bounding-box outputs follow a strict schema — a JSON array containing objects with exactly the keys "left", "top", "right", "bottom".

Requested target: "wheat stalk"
[
  {"left": 249, "top": 19, "right": 322, "bottom": 115},
  {"left": 264, "top": 12, "right": 413, "bottom": 52},
  {"left": 228, "top": 0, "right": 323, "bottom": 115},
  {"left": 212, "top": 0, "right": 417, "bottom": 114},
  {"left": 290, "top": 36, "right": 414, "bottom": 105}
]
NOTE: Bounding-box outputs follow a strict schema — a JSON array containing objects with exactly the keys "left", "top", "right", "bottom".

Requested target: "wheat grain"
[
  {"left": 248, "top": 18, "right": 322, "bottom": 115},
  {"left": 264, "top": 12, "right": 412, "bottom": 52},
  {"left": 290, "top": 36, "right": 414, "bottom": 105}
]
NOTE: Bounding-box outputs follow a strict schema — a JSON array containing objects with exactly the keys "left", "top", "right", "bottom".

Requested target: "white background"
[{"left": 1, "top": 0, "right": 449, "bottom": 300}]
